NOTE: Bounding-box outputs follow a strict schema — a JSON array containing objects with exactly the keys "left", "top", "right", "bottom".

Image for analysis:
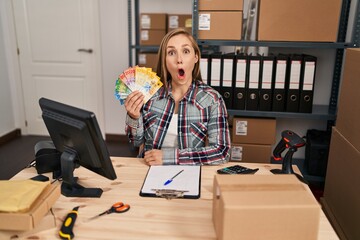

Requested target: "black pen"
[{"left": 164, "top": 169, "right": 184, "bottom": 186}]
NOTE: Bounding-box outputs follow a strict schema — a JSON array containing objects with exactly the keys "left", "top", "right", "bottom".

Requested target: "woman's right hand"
[{"left": 124, "top": 91, "right": 145, "bottom": 120}]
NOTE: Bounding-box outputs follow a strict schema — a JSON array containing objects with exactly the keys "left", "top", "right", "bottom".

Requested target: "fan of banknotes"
[{"left": 115, "top": 66, "right": 163, "bottom": 105}]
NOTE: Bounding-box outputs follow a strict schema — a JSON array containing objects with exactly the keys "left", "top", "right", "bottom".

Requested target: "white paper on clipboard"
[{"left": 140, "top": 165, "right": 201, "bottom": 199}]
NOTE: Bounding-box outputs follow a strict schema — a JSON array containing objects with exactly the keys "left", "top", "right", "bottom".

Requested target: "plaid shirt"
[{"left": 125, "top": 80, "right": 231, "bottom": 165}]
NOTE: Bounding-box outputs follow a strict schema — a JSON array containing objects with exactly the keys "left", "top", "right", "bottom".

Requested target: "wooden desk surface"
[{"left": 5, "top": 157, "right": 338, "bottom": 239}]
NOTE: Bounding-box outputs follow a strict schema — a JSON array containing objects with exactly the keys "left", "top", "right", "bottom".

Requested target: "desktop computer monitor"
[{"left": 38, "top": 97, "right": 117, "bottom": 197}]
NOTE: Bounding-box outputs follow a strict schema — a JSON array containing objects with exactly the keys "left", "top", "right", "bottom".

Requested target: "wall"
[
  {"left": 0, "top": 1, "right": 16, "bottom": 136},
  {"left": 99, "top": 0, "right": 129, "bottom": 135}
]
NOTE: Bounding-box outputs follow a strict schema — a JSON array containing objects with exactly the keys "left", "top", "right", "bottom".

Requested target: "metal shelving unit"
[
  {"left": 191, "top": 0, "right": 360, "bottom": 123},
  {"left": 128, "top": 0, "right": 360, "bottom": 122}
]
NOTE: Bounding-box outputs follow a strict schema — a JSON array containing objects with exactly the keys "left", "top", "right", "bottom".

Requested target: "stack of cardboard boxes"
[
  {"left": 138, "top": 13, "right": 192, "bottom": 71},
  {"left": 231, "top": 117, "right": 276, "bottom": 163},
  {"left": 139, "top": 13, "right": 167, "bottom": 46},
  {"left": 322, "top": 48, "right": 360, "bottom": 240},
  {"left": 198, "top": 0, "right": 243, "bottom": 40},
  {"left": 138, "top": 13, "right": 166, "bottom": 71}
]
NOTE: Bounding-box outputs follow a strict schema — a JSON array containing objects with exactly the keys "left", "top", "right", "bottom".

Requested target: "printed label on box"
[
  {"left": 141, "top": 30, "right": 149, "bottom": 41},
  {"left": 235, "top": 120, "right": 248, "bottom": 136},
  {"left": 231, "top": 146, "right": 243, "bottom": 161},
  {"left": 185, "top": 18, "right": 192, "bottom": 28},
  {"left": 141, "top": 15, "right": 151, "bottom": 29},
  {"left": 199, "top": 14, "right": 211, "bottom": 30},
  {"left": 169, "top": 16, "right": 179, "bottom": 28},
  {"left": 138, "top": 54, "right": 146, "bottom": 64}
]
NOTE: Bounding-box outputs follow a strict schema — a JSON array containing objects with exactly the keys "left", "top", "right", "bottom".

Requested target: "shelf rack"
[{"left": 191, "top": 0, "right": 360, "bottom": 123}]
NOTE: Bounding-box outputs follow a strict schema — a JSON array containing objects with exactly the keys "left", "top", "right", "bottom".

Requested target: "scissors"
[{"left": 87, "top": 202, "right": 130, "bottom": 221}]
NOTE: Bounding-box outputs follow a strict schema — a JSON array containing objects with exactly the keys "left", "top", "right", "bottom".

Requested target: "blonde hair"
[{"left": 156, "top": 28, "right": 202, "bottom": 90}]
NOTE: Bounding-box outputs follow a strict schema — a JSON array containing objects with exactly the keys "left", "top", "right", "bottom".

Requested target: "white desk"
[{"left": 2, "top": 157, "right": 339, "bottom": 239}]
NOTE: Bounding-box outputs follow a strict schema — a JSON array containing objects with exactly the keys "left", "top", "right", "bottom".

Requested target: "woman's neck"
[{"left": 171, "top": 81, "right": 191, "bottom": 113}]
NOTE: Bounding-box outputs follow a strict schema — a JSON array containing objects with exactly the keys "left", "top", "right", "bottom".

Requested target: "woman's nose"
[{"left": 177, "top": 54, "right": 183, "bottom": 64}]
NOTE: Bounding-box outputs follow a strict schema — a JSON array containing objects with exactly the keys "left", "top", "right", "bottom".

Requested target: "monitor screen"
[{"left": 38, "top": 97, "right": 117, "bottom": 197}]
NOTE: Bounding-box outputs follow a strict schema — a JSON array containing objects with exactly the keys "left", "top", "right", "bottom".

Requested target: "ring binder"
[{"left": 233, "top": 53, "right": 248, "bottom": 110}]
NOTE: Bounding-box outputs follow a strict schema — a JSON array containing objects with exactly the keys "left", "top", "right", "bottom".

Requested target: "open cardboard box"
[
  {"left": 0, "top": 182, "right": 60, "bottom": 231},
  {"left": 213, "top": 175, "right": 320, "bottom": 240}
]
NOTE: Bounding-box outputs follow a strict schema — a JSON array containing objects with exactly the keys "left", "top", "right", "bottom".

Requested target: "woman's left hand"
[{"left": 144, "top": 149, "right": 163, "bottom": 165}]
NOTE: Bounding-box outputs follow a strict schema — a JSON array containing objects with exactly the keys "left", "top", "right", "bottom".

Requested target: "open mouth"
[{"left": 178, "top": 69, "right": 185, "bottom": 77}]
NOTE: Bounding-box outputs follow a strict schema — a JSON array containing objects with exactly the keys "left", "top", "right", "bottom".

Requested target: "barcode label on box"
[{"left": 235, "top": 120, "right": 248, "bottom": 136}]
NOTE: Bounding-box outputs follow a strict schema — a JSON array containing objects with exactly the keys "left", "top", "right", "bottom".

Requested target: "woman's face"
[{"left": 165, "top": 34, "right": 198, "bottom": 87}]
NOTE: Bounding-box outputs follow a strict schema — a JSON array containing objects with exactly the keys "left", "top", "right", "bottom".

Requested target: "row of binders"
[{"left": 200, "top": 52, "right": 317, "bottom": 113}]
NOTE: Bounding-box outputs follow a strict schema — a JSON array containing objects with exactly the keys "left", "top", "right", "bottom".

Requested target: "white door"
[{"left": 12, "top": 0, "right": 103, "bottom": 135}]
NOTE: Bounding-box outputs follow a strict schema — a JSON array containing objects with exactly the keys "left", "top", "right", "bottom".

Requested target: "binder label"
[
  {"left": 211, "top": 58, "right": 221, "bottom": 87},
  {"left": 200, "top": 58, "right": 208, "bottom": 81},
  {"left": 303, "top": 62, "right": 315, "bottom": 90},
  {"left": 235, "top": 120, "right": 248, "bottom": 136},
  {"left": 275, "top": 60, "right": 286, "bottom": 89},
  {"left": 223, "top": 59, "right": 233, "bottom": 87},
  {"left": 289, "top": 60, "right": 301, "bottom": 89},
  {"left": 236, "top": 59, "right": 246, "bottom": 87},
  {"left": 262, "top": 61, "right": 273, "bottom": 89},
  {"left": 249, "top": 60, "right": 260, "bottom": 89},
  {"left": 199, "top": 14, "right": 211, "bottom": 30}
]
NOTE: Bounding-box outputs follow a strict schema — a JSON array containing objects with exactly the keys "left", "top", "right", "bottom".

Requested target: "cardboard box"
[
  {"left": 258, "top": 0, "right": 342, "bottom": 42},
  {"left": 199, "top": 0, "right": 243, "bottom": 11},
  {"left": 0, "top": 183, "right": 60, "bottom": 231},
  {"left": 138, "top": 52, "right": 158, "bottom": 71},
  {"left": 335, "top": 48, "right": 360, "bottom": 152},
  {"left": 198, "top": 11, "right": 242, "bottom": 40},
  {"left": 140, "top": 29, "right": 166, "bottom": 46},
  {"left": 232, "top": 117, "right": 276, "bottom": 144},
  {"left": 213, "top": 174, "right": 320, "bottom": 240},
  {"left": 167, "top": 14, "right": 192, "bottom": 33},
  {"left": 140, "top": 13, "right": 167, "bottom": 30},
  {"left": 323, "top": 127, "right": 360, "bottom": 240},
  {"left": 230, "top": 143, "right": 271, "bottom": 163}
]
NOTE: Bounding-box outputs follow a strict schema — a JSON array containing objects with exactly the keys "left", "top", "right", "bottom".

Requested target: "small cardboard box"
[
  {"left": 230, "top": 143, "right": 271, "bottom": 163},
  {"left": 199, "top": 0, "right": 243, "bottom": 11},
  {"left": 258, "top": 0, "right": 342, "bottom": 42},
  {"left": 213, "top": 175, "right": 320, "bottom": 240},
  {"left": 167, "top": 14, "right": 192, "bottom": 33},
  {"left": 138, "top": 52, "right": 158, "bottom": 71},
  {"left": 0, "top": 182, "right": 60, "bottom": 231},
  {"left": 140, "top": 29, "right": 166, "bottom": 46},
  {"left": 140, "top": 13, "right": 167, "bottom": 30},
  {"left": 232, "top": 117, "right": 276, "bottom": 144},
  {"left": 323, "top": 127, "right": 360, "bottom": 240},
  {"left": 335, "top": 48, "right": 360, "bottom": 152},
  {"left": 198, "top": 11, "right": 242, "bottom": 40}
]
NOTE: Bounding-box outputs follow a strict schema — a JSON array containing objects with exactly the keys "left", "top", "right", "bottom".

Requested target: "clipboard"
[{"left": 139, "top": 165, "right": 201, "bottom": 199}]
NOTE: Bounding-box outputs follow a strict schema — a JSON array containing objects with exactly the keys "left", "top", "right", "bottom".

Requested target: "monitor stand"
[{"left": 60, "top": 150, "right": 103, "bottom": 198}]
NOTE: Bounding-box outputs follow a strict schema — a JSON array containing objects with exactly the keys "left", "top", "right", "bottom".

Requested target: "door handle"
[{"left": 78, "top": 48, "right": 93, "bottom": 53}]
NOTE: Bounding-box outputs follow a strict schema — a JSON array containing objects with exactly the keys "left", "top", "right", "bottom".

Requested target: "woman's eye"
[
  {"left": 168, "top": 50, "right": 175, "bottom": 56},
  {"left": 184, "top": 49, "right": 190, "bottom": 54}
]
